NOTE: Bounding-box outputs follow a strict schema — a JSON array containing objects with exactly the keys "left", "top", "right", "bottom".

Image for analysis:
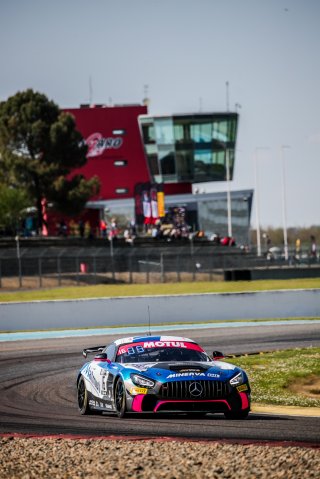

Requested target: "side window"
[{"left": 104, "top": 343, "right": 116, "bottom": 361}]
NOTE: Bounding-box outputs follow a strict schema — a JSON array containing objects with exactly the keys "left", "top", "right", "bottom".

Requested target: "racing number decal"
[
  {"left": 101, "top": 372, "right": 109, "bottom": 395},
  {"left": 118, "top": 345, "right": 145, "bottom": 355},
  {"left": 127, "top": 345, "right": 145, "bottom": 355}
]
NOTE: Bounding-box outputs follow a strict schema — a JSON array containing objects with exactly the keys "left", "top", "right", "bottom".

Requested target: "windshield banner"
[{"left": 117, "top": 340, "right": 204, "bottom": 356}]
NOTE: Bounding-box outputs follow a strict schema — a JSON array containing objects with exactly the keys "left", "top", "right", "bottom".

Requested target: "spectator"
[
  {"left": 58, "top": 220, "right": 67, "bottom": 237},
  {"left": 310, "top": 235, "right": 317, "bottom": 260},
  {"left": 78, "top": 220, "right": 85, "bottom": 238},
  {"left": 100, "top": 219, "right": 107, "bottom": 238}
]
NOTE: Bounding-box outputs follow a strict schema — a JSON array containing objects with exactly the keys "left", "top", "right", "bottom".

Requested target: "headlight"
[
  {"left": 230, "top": 371, "right": 244, "bottom": 386},
  {"left": 130, "top": 374, "right": 155, "bottom": 388}
]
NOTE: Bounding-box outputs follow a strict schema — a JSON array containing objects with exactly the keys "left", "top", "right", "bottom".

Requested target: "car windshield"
[{"left": 116, "top": 340, "right": 210, "bottom": 363}]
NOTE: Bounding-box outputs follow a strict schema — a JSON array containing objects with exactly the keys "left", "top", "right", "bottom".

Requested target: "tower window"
[{"left": 114, "top": 160, "right": 128, "bottom": 167}]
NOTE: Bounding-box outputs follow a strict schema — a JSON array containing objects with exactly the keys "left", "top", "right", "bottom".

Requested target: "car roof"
[{"left": 113, "top": 335, "right": 196, "bottom": 346}]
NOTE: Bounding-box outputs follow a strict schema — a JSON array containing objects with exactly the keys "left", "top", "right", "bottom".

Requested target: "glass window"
[
  {"left": 159, "top": 146, "right": 175, "bottom": 176},
  {"left": 154, "top": 118, "right": 174, "bottom": 145},
  {"left": 191, "top": 122, "right": 212, "bottom": 143},
  {"left": 147, "top": 153, "right": 160, "bottom": 176},
  {"left": 213, "top": 120, "right": 228, "bottom": 142},
  {"left": 176, "top": 150, "right": 193, "bottom": 181},
  {"left": 142, "top": 124, "right": 156, "bottom": 144},
  {"left": 140, "top": 114, "right": 238, "bottom": 184},
  {"left": 173, "top": 124, "right": 184, "bottom": 142}
]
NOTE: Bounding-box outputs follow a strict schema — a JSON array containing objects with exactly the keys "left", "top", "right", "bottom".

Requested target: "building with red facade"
[{"left": 52, "top": 103, "right": 253, "bottom": 245}]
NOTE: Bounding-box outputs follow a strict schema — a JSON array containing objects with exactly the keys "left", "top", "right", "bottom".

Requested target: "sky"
[{"left": 1, "top": 0, "right": 319, "bottom": 229}]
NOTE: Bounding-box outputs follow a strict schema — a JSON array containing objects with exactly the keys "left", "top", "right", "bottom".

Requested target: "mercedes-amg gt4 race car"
[{"left": 77, "top": 335, "right": 251, "bottom": 419}]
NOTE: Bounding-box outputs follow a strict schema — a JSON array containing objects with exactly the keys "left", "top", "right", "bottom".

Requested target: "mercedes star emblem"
[{"left": 189, "top": 381, "right": 203, "bottom": 397}]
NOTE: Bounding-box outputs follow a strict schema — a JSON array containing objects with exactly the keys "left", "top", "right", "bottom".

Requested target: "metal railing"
[{"left": 0, "top": 244, "right": 319, "bottom": 289}]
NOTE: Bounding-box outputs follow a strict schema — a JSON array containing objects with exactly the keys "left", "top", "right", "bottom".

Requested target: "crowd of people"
[{"left": 54, "top": 217, "right": 318, "bottom": 260}]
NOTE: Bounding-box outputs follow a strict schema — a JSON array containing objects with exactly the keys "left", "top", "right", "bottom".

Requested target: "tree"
[
  {"left": 0, "top": 89, "right": 100, "bottom": 233},
  {"left": 0, "top": 184, "right": 31, "bottom": 235}
]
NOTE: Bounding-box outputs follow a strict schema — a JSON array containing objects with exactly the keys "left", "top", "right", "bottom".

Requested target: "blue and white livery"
[{"left": 77, "top": 335, "right": 251, "bottom": 419}]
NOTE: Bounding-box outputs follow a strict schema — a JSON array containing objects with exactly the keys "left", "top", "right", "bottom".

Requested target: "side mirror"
[
  {"left": 82, "top": 346, "right": 105, "bottom": 358},
  {"left": 212, "top": 351, "right": 224, "bottom": 360},
  {"left": 94, "top": 352, "right": 111, "bottom": 363}
]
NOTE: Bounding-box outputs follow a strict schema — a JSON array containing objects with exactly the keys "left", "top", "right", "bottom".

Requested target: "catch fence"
[{"left": 0, "top": 242, "right": 318, "bottom": 289}]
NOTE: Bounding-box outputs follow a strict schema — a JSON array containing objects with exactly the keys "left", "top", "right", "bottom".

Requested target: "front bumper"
[{"left": 129, "top": 386, "right": 250, "bottom": 414}]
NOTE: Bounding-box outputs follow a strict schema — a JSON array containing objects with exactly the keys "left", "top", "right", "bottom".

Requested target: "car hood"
[{"left": 121, "top": 360, "right": 238, "bottom": 381}]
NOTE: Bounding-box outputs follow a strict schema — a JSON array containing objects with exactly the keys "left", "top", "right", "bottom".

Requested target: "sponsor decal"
[
  {"left": 117, "top": 341, "right": 204, "bottom": 356},
  {"left": 167, "top": 372, "right": 206, "bottom": 378},
  {"left": 101, "top": 372, "right": 109, "bottom": 395},
  {"left": 129, "top": 387, "right": 148, "bottom": 395},
  {"left": 207, "top": 373, "right": 220, "bottom": 378},
  {"left": 89, "top": 399, "right": 113, "bottom": 410},
  {"left": 86, "top": 132, "right": 123, "bottom": 157},
  {"left": 83, "top": 364, "right": 100, "bottom": 393},
  {"left": 179, "top": 369, "right": 201, "bottom": 373},
  {"left": 237, "top": 384, "right": 248, "bottom": 392}
]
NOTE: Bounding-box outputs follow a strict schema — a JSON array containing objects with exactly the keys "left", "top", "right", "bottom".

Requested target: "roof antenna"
[
  {"left": 89, "top": 75, "right": 93, "bottom": 105},
  {"left": 147, "top": 305, "right": 151, "bottom": 336},
  {"left": 226, "top": 80, "right": 229, "bottom": 111}
]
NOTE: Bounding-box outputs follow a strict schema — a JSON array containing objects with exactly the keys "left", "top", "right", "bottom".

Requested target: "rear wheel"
[
  {"left": 77, "top": 376, "right": 92, "bottom": 415},
  {"left": 114, "top": 378, "right": 127, "bottom": 418},
  {"left": 224, "top": 408, "right": 249, "bottom": 420}
]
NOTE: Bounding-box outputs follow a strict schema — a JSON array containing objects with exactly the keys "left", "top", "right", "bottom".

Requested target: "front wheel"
[
  {"left": 114, "top": 378, "right": 127, "bottom": 418},
  {"left": 224, "top": 408, "right": 250, "bottom": 420},
  {"left": 77, "top": 376, "right": 92, "bottom": 415}
]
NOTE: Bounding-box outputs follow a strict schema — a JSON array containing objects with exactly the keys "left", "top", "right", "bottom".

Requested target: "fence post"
[
  {"left": 15, "top": 236, "right": 22, "bottom": 288},
  {"left": 176, "top": 255, "right": 181, "bottom": 282},
  {"left": 129, "top": 255, "right": 133, "bottom": 284},
  {"left": 57, "top": 256, "right": 61, "bottom": 286},
  {"left": 0, "top": 259, "right": 2, "bottom": 288},
  {"left": 76, "top": 257, "right": 79, "bottom": 285},
  {"left": 93, "top": 256, "right": 97, "bottom": 284},
  {"left": 38, "top": 257, "right": 42, "bottom": 288},
  {"left": 146, "top": 254, "right": 150, "bottom": 284},
  {"left": 160, "top": 253, "right": 164, "bottom": 283}
]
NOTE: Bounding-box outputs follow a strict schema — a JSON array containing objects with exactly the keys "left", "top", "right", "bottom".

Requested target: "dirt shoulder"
[{"left": 252, "top": 403, "right": 320, "bottom": 417}]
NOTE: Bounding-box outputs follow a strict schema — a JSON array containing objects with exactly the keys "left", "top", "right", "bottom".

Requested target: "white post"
[
  {"left": 281, "top": 146, "right": 290, "bottom": 261},
  {"left": 226, "top": 148, "right": 232, "bottom": 238},
  {"left": 253, "top": 147, "right": 269, "bottom": 256},
  {"left": 254, "top": 150, "right": 261, "bottom": 257}
]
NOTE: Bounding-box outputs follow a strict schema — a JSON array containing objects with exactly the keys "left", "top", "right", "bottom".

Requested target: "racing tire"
[
  {"left": 77, "top": 376, "right": 92, "bottom": 415},
  {"left": 114, "top": 377, "right": 127, "bottom": 418},
  {"left": 224, "top": 408, "right": 250, "bottom": 420}
]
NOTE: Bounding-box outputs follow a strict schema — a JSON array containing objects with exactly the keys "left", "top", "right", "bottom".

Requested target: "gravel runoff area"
[{"left": 0, "top": 437, "right": 319, "bottom": 479}]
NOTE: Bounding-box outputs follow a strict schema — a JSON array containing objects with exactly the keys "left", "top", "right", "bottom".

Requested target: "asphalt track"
[{"left": 0, "top": 322, "right": 320, "bottom": 445}]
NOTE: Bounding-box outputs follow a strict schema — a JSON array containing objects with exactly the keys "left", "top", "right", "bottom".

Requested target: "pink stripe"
[
  {"left": 239, "top": 392, "right": 249, "bottom": 410},
  {"left": 154, "top": 399, "right": 231, "bottom": 412},
  {"left": 132, "top": 394, "right": 145, "bottom": 412}
]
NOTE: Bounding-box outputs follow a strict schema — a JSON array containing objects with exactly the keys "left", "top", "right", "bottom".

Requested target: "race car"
[{"left": 77, "top": 335, "right": 251, "bottom": 419}]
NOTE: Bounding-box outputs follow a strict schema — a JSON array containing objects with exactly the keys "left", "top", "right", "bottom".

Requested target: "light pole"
[
  {"left": 254, "top": 147, "right": 269, "bottom": 256},
  {"left": 281, "top": 145, "right": 290, "bottom": 261},
  {"left": 226, "top": 148, "right": 232, "bottom": 238}
]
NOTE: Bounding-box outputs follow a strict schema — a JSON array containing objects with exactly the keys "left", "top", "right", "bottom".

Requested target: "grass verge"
[
  {"left": 225, "top": 347, "right": 320, "bottom": 408},
  {"left": 0, "top": 277, "right": 319, "bottom": 302}
]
